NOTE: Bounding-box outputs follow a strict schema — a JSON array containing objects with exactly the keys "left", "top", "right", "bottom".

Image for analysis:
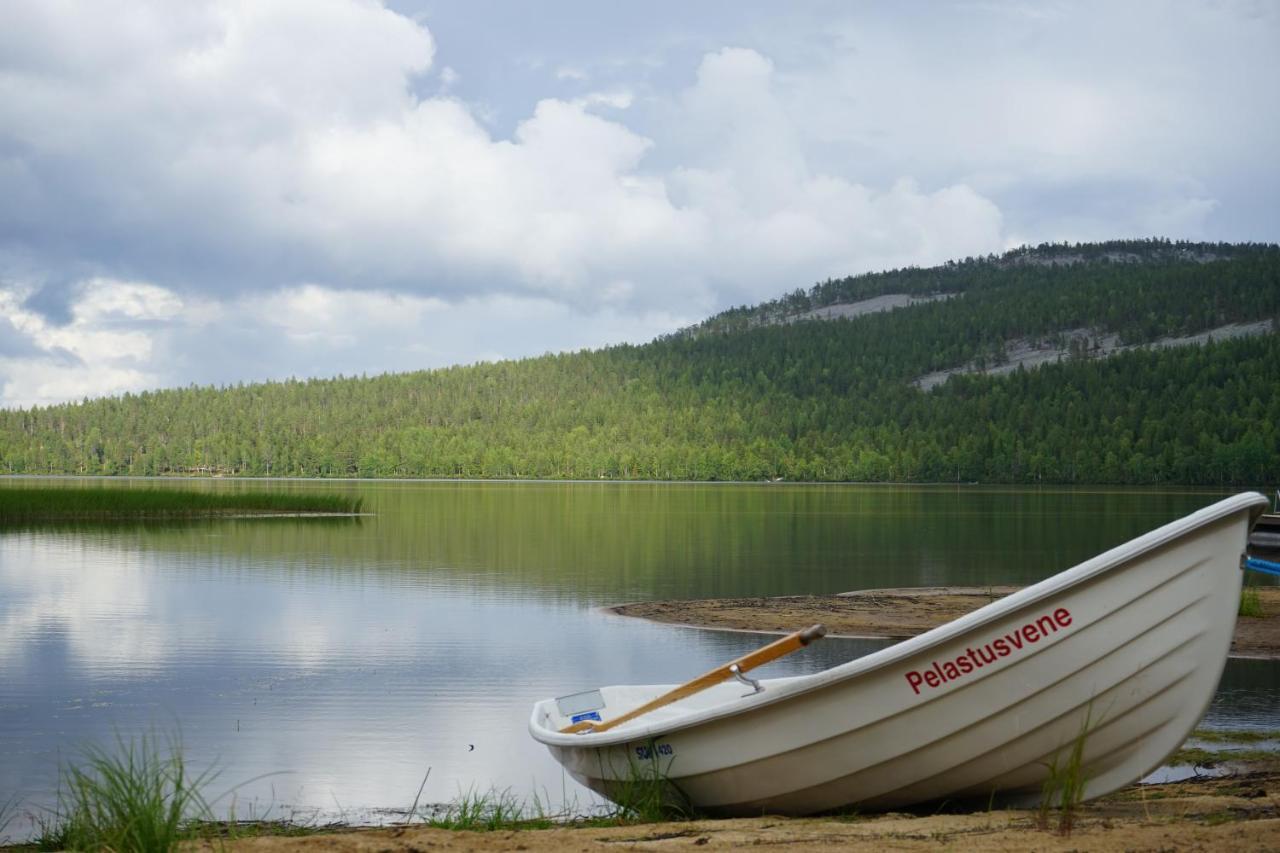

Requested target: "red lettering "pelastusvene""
[{"left": 905, "top": 607, "right": 1073, "bottom": 695}]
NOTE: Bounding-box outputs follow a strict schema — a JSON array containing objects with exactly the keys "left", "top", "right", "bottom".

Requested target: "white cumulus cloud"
[{"left": 5, "top": 1, "right": 1271, "bottom": 408}]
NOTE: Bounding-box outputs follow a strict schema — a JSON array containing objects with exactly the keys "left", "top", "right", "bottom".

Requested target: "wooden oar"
[{"left": 560, "top": 624, "right": 827, "bottom": 734}]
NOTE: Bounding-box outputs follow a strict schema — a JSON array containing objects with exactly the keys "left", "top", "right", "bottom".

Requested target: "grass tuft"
[
  {"left": 37, "top": 732, "right": 215, "bottom": 853},
  {"left": 0, "top": 794, "right": 18, "bottom": 844},
  {"left": 29, "top": 811, "right": 72, "bottom": 852},
  {"left": 421, "top": 787, "right": 556, "bottom": 831},
  {"left": 604, "top": 750, "right": 695, "bottom": 824},
  {"left": 1239, "top": 586, "right": 1264, "bottom": 618},
  {"left": 573, "top": 743, "right": 698, "bottom": 826},
  {"left": 1038, "top": 709, "right": 1092, "bottom": 836},
  {"left": 414, "top": 749, "right": 695, "bottom": 833}
]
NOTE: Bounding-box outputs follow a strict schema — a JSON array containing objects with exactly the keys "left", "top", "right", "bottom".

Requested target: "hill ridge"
[{"left": 685, "top": 237, "right": 1274, "bottom": 337}]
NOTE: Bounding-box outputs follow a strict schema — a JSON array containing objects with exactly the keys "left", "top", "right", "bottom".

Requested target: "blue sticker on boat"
[{"left": 571, "top": 711, "right": 602, "bottom": 724}]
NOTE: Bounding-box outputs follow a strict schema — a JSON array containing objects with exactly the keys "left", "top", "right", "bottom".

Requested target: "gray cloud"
[{"left": 0, "top": 315, "right": 42, "bottom": 357}]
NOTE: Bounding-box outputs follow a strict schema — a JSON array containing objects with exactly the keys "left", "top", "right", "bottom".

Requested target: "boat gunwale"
[{"left": 530, "top": 491, "right": 1268, "bottom": 747}]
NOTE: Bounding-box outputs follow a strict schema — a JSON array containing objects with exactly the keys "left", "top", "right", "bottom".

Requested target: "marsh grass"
[
  {"left": 1038, "top": 710, "right": 1092, "bottom": 836},
  {"left": 422, "top": 787, "right": 558, "bottom": 831},
  {"left": 0, "top": 486, "right": 362, "bottom": 522},
  {"left": 1239, "top": 586, "right": 1264, "bottom": 618}
]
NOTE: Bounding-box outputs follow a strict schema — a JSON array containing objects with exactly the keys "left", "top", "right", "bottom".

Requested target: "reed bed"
[{"left": 0, "top": 486, "right": 361, "bottom": 522}]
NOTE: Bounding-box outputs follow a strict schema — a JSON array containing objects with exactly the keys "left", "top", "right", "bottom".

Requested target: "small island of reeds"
[{"left": 0, "top": 486, "right": 363, "bottom": 522}]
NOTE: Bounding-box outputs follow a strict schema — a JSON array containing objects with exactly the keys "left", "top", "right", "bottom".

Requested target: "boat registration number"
[{"left": 635, "top": 743, "right": 675, "bottom": 759}]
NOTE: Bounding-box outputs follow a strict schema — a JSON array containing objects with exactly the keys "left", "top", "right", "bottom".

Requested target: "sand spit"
[{"left": 610, "top": 585, "right": 1280, "bottom": 659}]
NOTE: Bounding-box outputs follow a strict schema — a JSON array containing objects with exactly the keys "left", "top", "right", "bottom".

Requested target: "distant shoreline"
[{"left": 0, "top": 474, "right": 1249, "bottom": 494}]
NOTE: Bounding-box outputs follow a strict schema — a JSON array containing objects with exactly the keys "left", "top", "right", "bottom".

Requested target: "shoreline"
[
  {"left": 0, "top": 474, "right": 1253, "bottom": 492},
  {"left": 10, "top": 759, "right": 1278, "bottom": 852},
  {"left": 162, "top": 765, "right": 1280, "bottom": 851},
  {"left": 607, "top": 585, "right": 1280, "bottom": 659}
]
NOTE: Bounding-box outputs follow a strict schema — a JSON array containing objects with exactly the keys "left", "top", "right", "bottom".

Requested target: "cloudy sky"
[{"left": 1, "top": 0, "right": 1277, "bottom": 409}]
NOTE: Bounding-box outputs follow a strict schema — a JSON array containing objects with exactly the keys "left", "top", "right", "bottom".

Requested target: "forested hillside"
[{"left": 2, "top": 239, "right": 1278, "bottom": 484}]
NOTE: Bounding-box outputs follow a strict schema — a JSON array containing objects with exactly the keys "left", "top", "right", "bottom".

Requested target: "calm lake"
[{"left": 1, "top": 479, "right": 1277, "bottom": 835}]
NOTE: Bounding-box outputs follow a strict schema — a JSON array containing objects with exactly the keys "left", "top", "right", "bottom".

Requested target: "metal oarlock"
[{"left": 729, "top": 664, "right": 763, "bottom": 696}]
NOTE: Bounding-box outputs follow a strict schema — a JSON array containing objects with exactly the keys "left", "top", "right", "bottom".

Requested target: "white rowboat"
[{"left": 530, "top": 492, "right": 1268, "bottom": 815}]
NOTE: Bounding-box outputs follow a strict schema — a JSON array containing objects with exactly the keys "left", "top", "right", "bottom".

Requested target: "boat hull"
[
  {"left": 531, "top": 493, "right": 1266, "bottom": 815},
  {"left": 1250, "top": 512, "right": 1280, "bottom": 550}
]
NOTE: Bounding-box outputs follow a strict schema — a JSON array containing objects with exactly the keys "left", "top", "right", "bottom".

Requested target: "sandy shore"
[
  {"left": 609, "top": 585, "right": 1280, "bottom": 659},
  {"left": 187, "top": 766, "right": 1280, "bottom": 852}
]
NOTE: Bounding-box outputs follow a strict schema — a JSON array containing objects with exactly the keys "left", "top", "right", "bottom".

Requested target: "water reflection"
[
  {"left": 1, "top": 480, "right": 1260, "bottom": 599},
  {"left": 1208, "top": 657, "right": 1280, "bottom": 729}
]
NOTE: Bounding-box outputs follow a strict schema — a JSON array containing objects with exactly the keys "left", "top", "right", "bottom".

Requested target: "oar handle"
[{"left": 560, "top": 623, "right": 827, "bottom": 735}]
